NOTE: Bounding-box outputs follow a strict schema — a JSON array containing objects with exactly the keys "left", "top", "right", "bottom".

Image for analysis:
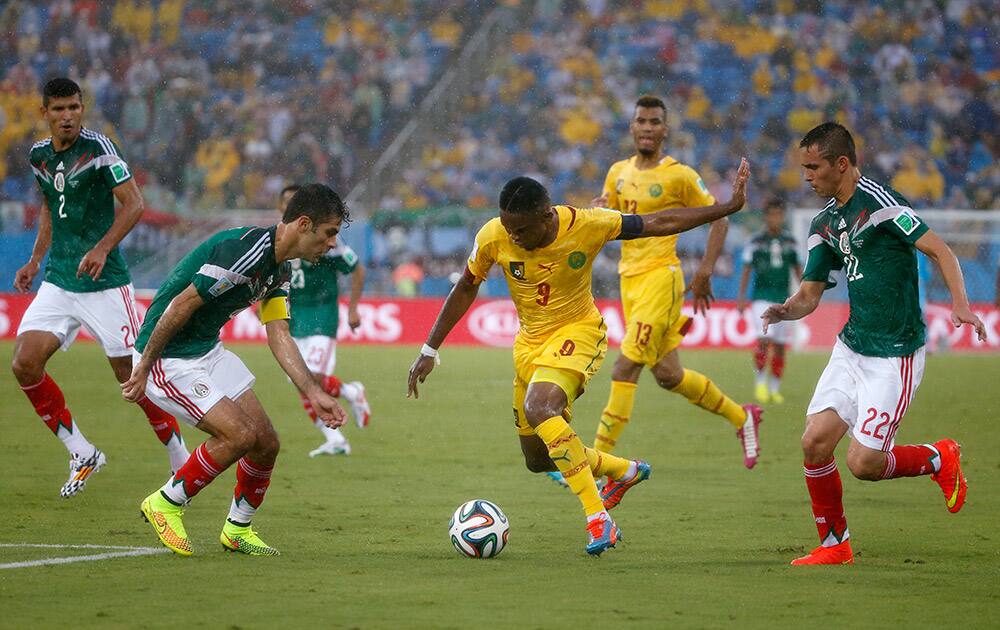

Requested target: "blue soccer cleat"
[
  {"left": 600, "top": 460, "right": 651, "bottom": 510},
  {"left": 585, "top": 513, "right": 622, "bottom": 556}
]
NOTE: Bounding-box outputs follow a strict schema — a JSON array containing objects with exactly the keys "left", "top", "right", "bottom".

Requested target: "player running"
[
  {"left": 279, "top": 185, "right": 371, "bottom": 457},
  {"left": 590, "top": 96, "right": 762, "bottom": 469},
  {"left": 122, "top": 184, "right": 347, "bottom": 556},
  {"left": 408, "top": 159, "right": 750, "bottom": 555},
  {"left": 736, "top": 198, "right": 801, "bottom": 404},
  {"left": 12, "top": 78, "right": 188, "bottom": 498},
  {"left": 763, "top": 123, "right": 987, "bottom": 565}
]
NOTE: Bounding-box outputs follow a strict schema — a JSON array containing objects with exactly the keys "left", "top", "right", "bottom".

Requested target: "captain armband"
[
  {"left": 617, "top": 214, "right": 644, "bottom": 240},
  {"left": 259, "top": 296, "right": 290, "bottom": 324}
]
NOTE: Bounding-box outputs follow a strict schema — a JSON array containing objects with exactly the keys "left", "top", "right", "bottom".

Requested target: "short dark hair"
[
  {"left": 282, "top": 183, "right": 350, "bottom": 225},
  {"left": 635, "top": 95, "right": 666, "bottom": 115},
  {"left": 499, "top": 177, "right": 549, "bottom": 214},
  {"left": 42, "top": 78, "right": 82, "bottom": 107},
  {"left": 280, "top": 184, "right": 301, "bottom": 198},
  {"left": 800, "top": 122, "right": 857, "bottom": 166}
]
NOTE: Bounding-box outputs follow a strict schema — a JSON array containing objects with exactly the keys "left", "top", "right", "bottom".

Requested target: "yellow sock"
[
  {"left": 585, "top": 446, "right": 631, "bottom": 480},
  {"left": 595, "top": 380, "right": 637, "bottom": 452},
  {"left": 535, "top": 416, "right": 604, "bottom": 516},
  {"left": 671, "top": 369, "right": 745, "bottom": 428}
]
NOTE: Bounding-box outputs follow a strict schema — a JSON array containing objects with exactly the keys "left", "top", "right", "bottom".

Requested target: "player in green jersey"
[
  {"left": 11, "top": 78, "right": 188, "bottom": 498},
  {"left": 761, "top": 122, "right": 988, "bottom": 566},
  {"left": 121, "top": 184, "right": 348, "bottom": 556},
  {"left": 737, "top": 198, "right": 801, "bottom": 404},
  {"left": 278, "top": 185, "right": 371, "bottom": 458}
]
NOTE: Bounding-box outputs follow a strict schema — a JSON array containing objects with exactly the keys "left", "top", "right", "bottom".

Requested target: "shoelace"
[{"left": 742, "top": 419, "right": 758, "bottom": 455}]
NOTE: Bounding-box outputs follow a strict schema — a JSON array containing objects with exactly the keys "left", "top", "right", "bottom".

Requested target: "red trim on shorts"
[
  {"left": 151, "top": 360, "right": 204, "bottom": 420},
  {"left": 882, "top": 355, "right": 913, "bottom": 451},
  {"left": 323, "top": 337, "right": 335, "bottom": 374},
  {"left": 119, "top": 286, "right": 140, "bottom": 336}
]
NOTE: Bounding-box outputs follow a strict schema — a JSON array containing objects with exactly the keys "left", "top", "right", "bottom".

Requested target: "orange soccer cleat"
[
  {"left": 790, "top": 540, "right": 854, "bottom": 566},
  {"left": 930, "top": 439, "right": 967, "bottom": 513}
]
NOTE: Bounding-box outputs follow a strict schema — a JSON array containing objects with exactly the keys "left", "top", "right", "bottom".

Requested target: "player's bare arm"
[
  {"left": 761, "top": 280, "right": 825, "bottom": 334},
  {"left": 736, "top": 264, "right": 752, "bottom": 313},
  {"left": 77, "top": 178, "right": 144, "bottom": 281},
  {"left": 690, "top": 217, "right": 729, "bottom": 315},
  {"left": 915, "top": 230, "right": 987, "bottom": 341},
  {"left": 638, "top": 158, "right": 750, "bottom": 238},
  {"left": 121, "top": 283, "right": 204, "bottom": 402},
  {"left": 348, "top": 264, "right": 365, "bottom": 330},
  {"left": 265, "top": 318, "right": 346, "bottom": 427},
  {"left": 407, "top": 270, "right": 481, "bottom": 399},
  {"left": 14, "top": 197, "right": 52, "bottom": 293}
]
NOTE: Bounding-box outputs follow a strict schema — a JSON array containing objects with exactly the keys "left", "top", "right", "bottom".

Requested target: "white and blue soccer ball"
[{"left": 448, "top": 499, "right": 509, "bottom": 558}]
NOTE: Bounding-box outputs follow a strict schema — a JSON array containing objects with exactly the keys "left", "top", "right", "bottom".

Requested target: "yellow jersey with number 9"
[
  {"left": 602, "top": 155, "right": 715, "bottom": 276},
  {"left": 467, "top": 205, "right": 622, "bottom": 343}
]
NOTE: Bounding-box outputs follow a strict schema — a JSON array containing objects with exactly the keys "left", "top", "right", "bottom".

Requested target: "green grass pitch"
[{"left": 2, "top": 341, "right": 998, "bottom": 628}]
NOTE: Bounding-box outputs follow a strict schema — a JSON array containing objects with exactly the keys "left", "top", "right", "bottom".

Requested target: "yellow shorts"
[
  {"left": 511, "top": 316, "right": 608, "bottom": 436},
  {"left": 619, "top": 265, "right": 691, "bottom": 368}
]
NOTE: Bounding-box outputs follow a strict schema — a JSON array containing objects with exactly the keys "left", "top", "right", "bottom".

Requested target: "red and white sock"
[
  {"left": 21, "top": 373, "right": 94, "bottom": 456},
  {"left": 753, "top": 342, "right": 767, "bottom": 373},
  {"left": 804, "top": 458, "right": 849, "bottom": 547},
  {"left": 322, "top": 375, "right": 343, "bottom": 397},
  {"left": 299, "top": 391, "right": 318, "bottom": 422},
  {"left": 137, "top": 396, "right": 189, "bottom": 472},
  {"left": 881, "top": 444, "right": 941, "bottom": 479},
  {"left": 228, "top": 457, "right": 274, "bottom": 525},
  {"left": 160, "top": 443, "right": 223, "bottom": 506}
]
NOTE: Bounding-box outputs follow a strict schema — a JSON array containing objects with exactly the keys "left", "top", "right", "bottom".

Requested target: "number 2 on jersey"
[
  {"left": 58, "top": 194, "right": 67, "bottom": 218},
  {"left": 842, "top": 254, "right": 863, "bottom": 282}
]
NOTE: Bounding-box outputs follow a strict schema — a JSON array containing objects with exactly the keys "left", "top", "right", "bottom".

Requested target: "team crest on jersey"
[
  {"left": 648, "top": 183, "right": 663, "bottom": 198},
  {"left": 54, "top": 172, "right": 65, "bottom": 193},
  {"left": 509, "top": 261, "right": 525, "bottom": 280},
  {"left": 838, "top": 232, "right": 851, "bottom": 254},
  {"left": 567, "top": 251, "right": 587, "bottom": 269},
  {"left": 191, "top": 382, "right": 210, "bottom": 398}
]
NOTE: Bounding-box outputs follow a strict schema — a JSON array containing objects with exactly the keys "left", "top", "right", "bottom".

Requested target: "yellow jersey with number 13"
[
  {"left": 602, "top": 155, "right": 715, "bottom": 276},
  {"left": 467, "top": 205, "right": 622, "bottom": 343}
]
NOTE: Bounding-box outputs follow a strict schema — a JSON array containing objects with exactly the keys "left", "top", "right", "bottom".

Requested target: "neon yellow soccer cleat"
[
  {"left": 140, "top": 491, "right": 192, "bottom": 556},
  {"left": 221, "top": 521, "right": 281, "bottom": 556},
  {"left": 754, "top": 382, "right": 770, "bottom": 404}
]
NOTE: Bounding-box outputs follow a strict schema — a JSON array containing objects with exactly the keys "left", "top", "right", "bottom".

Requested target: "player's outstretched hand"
[
  {"left": 78, "top": 246, "right": 109, "bottom": 281},
  {"left": 407, "top": 354, "right": 436, "bottom": 399},
  {"left": 760, "top": 303, "right": 788, "bottom": 335},
  {"left": 590, "top": 192, "right": 609, "bottom": 208},
  {"left": 311, "top": 389, "right": 347, "bottom": 428},
  {"left": 952, "top": 304, "right": 987, "bottom": 342},
  {"left": 729, "top": 158, "right": 751, "bottom": 211},
  {"left": 688, "top": 271, "right": 714, "bottom": 315},
  {"left": 348, "top": 306, "right": 361, "bottom": 331},
  {"left": 13, "top": 260, "right": 40, "bottom": 293},
  {"left": 121, "top": 363, "right": 150, "bottom": 402}
]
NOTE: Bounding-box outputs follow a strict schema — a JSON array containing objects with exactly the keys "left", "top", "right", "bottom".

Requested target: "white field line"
[{"left": 0, "top": 543, "right": 169, "bottom": 569}]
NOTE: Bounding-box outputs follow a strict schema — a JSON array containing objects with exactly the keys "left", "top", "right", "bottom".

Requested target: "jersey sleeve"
[
  {"left": 98, "top": 137, "right": 133, "bottom": 189},
  {"left": 191, "top": 238, "right": 256, "bottom": 301},
  {"left": 327, "top": 244, "right": 360, "bottom": 274},
  {"left": 682, "top": 167, "right": 716, "bottom": 207},
  {"left": 802, "top": 225, "right": 842, "bottom": 288},
  {"left": 878, "top": 206, "right": 929, "bottom": 245},
  {"left": 466, "top": 223, "right": 498, "bottom": 282},
  {"left": 581, "top": 206, "right": 624, "bottom": 244}
]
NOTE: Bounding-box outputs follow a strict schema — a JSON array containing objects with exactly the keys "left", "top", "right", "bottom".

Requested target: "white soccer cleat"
[
  {"left": 61, "top": 448, "right": 107, "bottom": 497},
  {"left": 347, "top": 381, "right": 371, "bottom": 429},
  {"left": 737, "top": 405, "right": 763, "bottom": 469},
  {"left": 309, "top": 440, "right": 351, "bottom": 458}
]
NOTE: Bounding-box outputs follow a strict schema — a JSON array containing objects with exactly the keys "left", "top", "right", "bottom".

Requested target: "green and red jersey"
[{"left": 288, "top": 244, "right": 360, "bottom": 338}]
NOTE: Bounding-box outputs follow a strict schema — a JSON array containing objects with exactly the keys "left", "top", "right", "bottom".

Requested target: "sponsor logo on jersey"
[
  {"left": 110, "top": 161, "right": 130, "bottom": 184},
  {"left": 838, "top": 218, "right": 847, "bottom": 229},
  {"left": 56, "top": 161, "right": 65, "bottom": 171},
  {"left": 648, "top": 183, "right": 663, "bottom": 198},
  {"left": 696, "top": 177, "right": 708, "bottom": 193},
  {"left": 567, "top": 251, "right": 587, "bottom": 269},
  {"left": 893, "top": 210, "right": 920, "bottom": 235},
  {"left": 509, "top": 261, "right": 525, "bottom": 280},
  {"left": 838, "top": 232, "right": 851, "bottom": 254},
  {"left": 208, "top": 277, "right": 235, "bottom": 297},
  {"left": 537, "top": 262, "right": 556, "bottom": 275}
]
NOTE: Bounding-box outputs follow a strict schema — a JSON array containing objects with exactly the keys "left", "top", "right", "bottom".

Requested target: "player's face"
[
  {"left": 42, "top": 94, "right": 84, "bottom": 145},
  {"left": 630, "top": 106, "right": 667, "bottom": 157},
  {"left": 765, "top": 207, "right": 784, "bottom": 232},
  {"left": 500, "top": 207, "right": 553, "bottom": 251},
  {"left": 800, "top": 144, "right": 848, "bottom": 198},
  {"left": 299, "top": 216, "right": 342, "bottom": 262}
]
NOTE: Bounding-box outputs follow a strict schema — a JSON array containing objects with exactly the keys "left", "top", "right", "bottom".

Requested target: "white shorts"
[
  {"left": 136, "top": 343, "right": 255, "bottom": 426},
  {"left": 294, "top": 335, "right": 337, "bottom": 376},
  {"left": 752, "top": 300, "right": 793, "bottom": 344},
  {"left": 807, "top": 338, "right": 925, "bottom": 451},
  {"left": 17, "top": 281, "right": 141, "bottom": 357}
]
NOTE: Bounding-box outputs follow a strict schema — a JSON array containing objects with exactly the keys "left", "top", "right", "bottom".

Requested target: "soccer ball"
[{"left": 448, "top": 499, "right": 509, "bottom": 558}]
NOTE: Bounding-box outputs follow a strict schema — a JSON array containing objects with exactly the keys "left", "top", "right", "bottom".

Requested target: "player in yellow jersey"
[
  {"left": 591, "top": 95, "right": 763, "bottom": 469},
  {"left": 407, "top": 160, "right": 750, "bottom": 555}
]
